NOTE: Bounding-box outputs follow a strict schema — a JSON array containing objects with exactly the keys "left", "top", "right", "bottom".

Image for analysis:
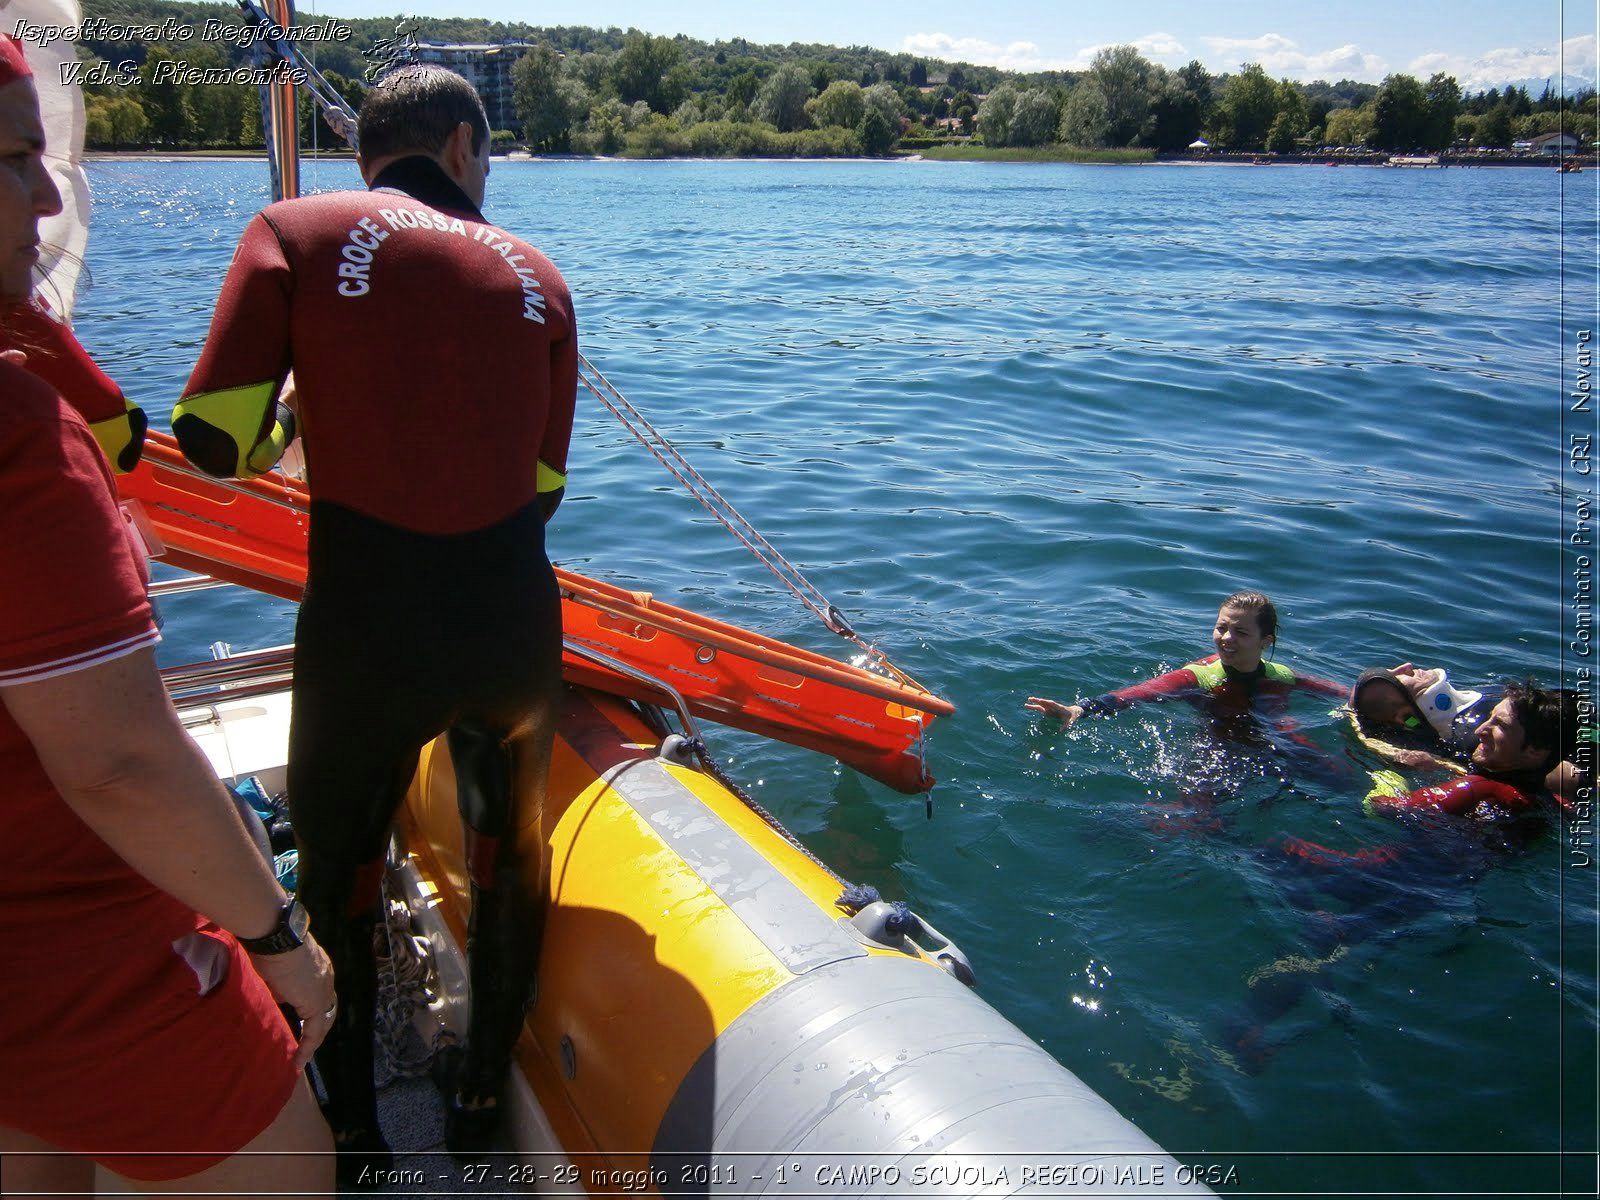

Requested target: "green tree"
[
  {"left": 1217, "top": 63, "right": 1278, "bottom": 149},
  {"left": 808, "top": 79, "right": 864, "bottom": 129},
  {"left": 586, "top": 100, "right": 626, "bottom": 153},
  {"left": 1423, "top": 72, "right": 1462, "bottom": 150},
  {"left": 84, "top": 94, "right": 149, "bottom": 147},
  {"left": 1089, "top": 45, "right": 1153, "bottom": 145},
  {"left": 612, "top": 32, "right": 681, "bottom": 112},
  {"left": 1323, "top": 105, "right": 1373, "bottom": 147},
  {"left": 726, "top": 70, "right": 758, "bottom": 110},
  {"left": 1178, "top": 60, "right": 1214, "bottom": 111},
  {"left": 1058, "top": 80, "right": 1108, "bottom": 146},
  {"left": 84, "top": 100, "right": 113, "bottom": 148},
  {"left": 1476, "top": 102, "right": 1513, "bottom": 147},
  {"left": 857, "top": 106, "right": 894, "bottom": 154},
  {"left": 177, "top": 45, "right": 242, "bottom": 146},
  {"left": 1148, "top": 63, "right": 1206, "bottom": 151},
  {"left": 862, "top": 82, "right": 900, "bottom": 138},
  {"left": 238, "top": 94, "right": 263, "bottom": 148},
  {"left": 1266, "top": 78, "right": 1307, "bottom": 151},
  {"left": 515, "top": 43, "right": 583, "bottom": 150},
  {"left": 977, "top": 84, "right": 1018, "bottom": 146},
  {"left": 140, "top": 47, "right": 194, "bottom": 146},
  {"left": 1371, "top": 73, "right": 1428, "bottom": 150},
  {"left": 755, "top": 63, "right": 812, "bottom": 131},
  {"left": 570, "top": 51, "right": 609, "bottom": 96},
  {"left": 1009, "top": 88, "right": 1059, "bottom": 147}
]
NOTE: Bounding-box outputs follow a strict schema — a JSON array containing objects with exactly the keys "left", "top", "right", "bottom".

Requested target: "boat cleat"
[{"left": 839, "top": 897, "right": 978, "bottom": 987}]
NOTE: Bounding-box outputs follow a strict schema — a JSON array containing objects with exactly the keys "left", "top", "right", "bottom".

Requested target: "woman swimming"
[{"left": 1026, "top": 590, "right": 1345, "bottom": 728}]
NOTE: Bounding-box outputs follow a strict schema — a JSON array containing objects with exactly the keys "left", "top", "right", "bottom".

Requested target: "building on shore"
[{"left": 412, "top": 41, "right": 532, "bottom": 134}]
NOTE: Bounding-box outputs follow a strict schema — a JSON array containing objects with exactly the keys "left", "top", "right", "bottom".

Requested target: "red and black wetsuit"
[
  {"left": 1081, "top": 656, "right": 1350, "bottom": 810},
  {"left": 1370, "top": 766, "right": 1547, "bottom": 820},
  {"left": 175, "top": 156, "right": 577, "bottom": 1148},
  {"left": 1079, "top": 654, "right": 1345, "bottom": 721},
  {"left": 1280, "top": 764, "right": 1552, "bottom": 874}
]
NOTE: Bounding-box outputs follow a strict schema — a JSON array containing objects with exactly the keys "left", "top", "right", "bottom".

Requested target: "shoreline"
[{"left": 85, "top": 148, "right": 1594, "bottom": 169}]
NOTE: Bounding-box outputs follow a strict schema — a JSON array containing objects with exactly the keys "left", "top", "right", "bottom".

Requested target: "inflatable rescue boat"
[{"left": 128, "top": 427, "right": 1211, "bottom": 1195}]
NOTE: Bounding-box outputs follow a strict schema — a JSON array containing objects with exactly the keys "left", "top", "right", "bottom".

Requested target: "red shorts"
[{"left": 0, "top": 919, "right": 302, "bottom": 1181}]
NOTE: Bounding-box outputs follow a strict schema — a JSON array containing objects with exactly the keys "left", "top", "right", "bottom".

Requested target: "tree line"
[{"left": 72, "top": 0, "right": 1597, "bottom": 157}]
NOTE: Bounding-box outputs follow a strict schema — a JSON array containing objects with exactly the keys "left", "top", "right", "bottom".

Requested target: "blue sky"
[{"left": 305, "top": 1, "right": 1599, "bottom": 91}]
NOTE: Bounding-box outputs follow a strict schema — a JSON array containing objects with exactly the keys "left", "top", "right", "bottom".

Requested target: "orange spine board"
[{"left": 120, "top": 432, "right": 948, "bottom": 792}]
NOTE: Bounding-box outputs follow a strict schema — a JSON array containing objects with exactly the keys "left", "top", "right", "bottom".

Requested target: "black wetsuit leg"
[
  {"left": 289, "top": 498, "right": 563, "bottom": 1166},
  {"left": 432, "top": 506, "right": 563, "bottom": 1149}
]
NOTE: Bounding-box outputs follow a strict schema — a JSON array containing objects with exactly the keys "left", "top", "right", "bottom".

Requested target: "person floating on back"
[{"left": 1348, "top": 664, "right": 1589, "bottom": 806}]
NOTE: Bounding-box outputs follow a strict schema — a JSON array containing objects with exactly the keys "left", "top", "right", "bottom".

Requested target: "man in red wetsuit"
[
  {"left": 1361, "top": 680, "right": 1575, "bottom": 820},
  {"left": 173, "top": 65, "right": 577, "bottom": 1182},
  {"left": 1232, "top": 681, "right": 1574, "bottom": 1070},
  {"left": 1279, "top": 680, "right": 1574, "bottom": 873}
]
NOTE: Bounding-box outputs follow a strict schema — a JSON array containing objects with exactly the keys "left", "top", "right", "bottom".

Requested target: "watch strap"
[{"left": 238, "top": 897, "right": 308, "bottom": 956}]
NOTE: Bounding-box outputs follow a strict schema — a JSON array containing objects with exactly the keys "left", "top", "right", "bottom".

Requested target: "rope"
[
  {"left": 694, "top": 740, "right": 845, "bottom": 884},
  {"left": 227, "top": 21, "right": 933, "bottom": 707},
  {"left": 579, "top": 355, "right": 927, "bottom": 693},
  {"left": 371, "top": 883, "right": 447, "bottom": 1086}
]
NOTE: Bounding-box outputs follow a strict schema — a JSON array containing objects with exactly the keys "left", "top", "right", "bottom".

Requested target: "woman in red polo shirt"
[{"left": 0, "top": 34, "right": 334, "bottom": 1194}]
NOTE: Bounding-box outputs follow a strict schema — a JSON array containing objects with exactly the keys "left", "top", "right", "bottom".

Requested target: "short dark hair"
[
  {"left": 357, "top": 64, "right": 489, "bottom": 163},
  {"left": 1502, "top": 679, "right": 1576, "bottom": 771},
  {"left": 1222, "top": 590, "right": 1277, "bottom": 640}
]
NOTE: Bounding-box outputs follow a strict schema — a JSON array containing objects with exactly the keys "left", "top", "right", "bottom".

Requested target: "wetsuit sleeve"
[
  {"left": 172, "top": 213, "right": 296, "bottom": 480},
  {"left": 1078, "top": 667, "right": 1202, "bottom": 717},
  {"left": 1369, "top": 774, "right": 1533, "bottom": 817},
  {"left": 1293, "top": 671, "right": 1348, "bottom": 699},
  {"left": 537, "top": 297, "right": 577, "bottom": 512}
]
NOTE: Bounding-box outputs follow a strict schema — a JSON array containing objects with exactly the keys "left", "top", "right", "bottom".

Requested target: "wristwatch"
[{"left": 238, "top": 897, "right": 309, "bottom": 956}]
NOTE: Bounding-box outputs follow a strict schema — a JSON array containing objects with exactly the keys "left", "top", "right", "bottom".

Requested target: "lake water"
[{"left": 75, "top": 156, "right": 1597, "bottom": 1197}]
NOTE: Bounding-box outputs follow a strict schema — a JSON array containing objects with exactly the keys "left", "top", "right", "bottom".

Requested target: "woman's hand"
[
  {"left": 248, "top": 935, "right": 337, "bottom": 1069},
  {"left": 1025, "top": 697, "right": 1085, "bottom": 727}
]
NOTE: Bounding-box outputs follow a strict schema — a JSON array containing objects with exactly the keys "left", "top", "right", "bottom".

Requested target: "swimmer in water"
[
  {"left": 1348, "top": 664, "right": 1589, "bottom": 806},
  {"left": 1026, "top": 591, "right": 1348, "bottom": 830},
  {"left": 1026, "top": 590, "right": 1345, "bottom": 728}
]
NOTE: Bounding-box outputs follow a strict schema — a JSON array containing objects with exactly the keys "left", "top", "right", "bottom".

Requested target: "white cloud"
[
  {"left": 1129, "top": 31, "right": 1188, "bottom": 59},
  {"left": 899, "top": 31, "right": 1071, "bottom": 72},
  {"left": 1198, "top": 32, "right": 1388, "bottom": 81},
  {"left": 1066, "top": 31, "right": 1190, "bottom": 71},
  {"left": 1200, "top": 33, "right": 1300, "bottom": 58},
  {"left": 900, "top": 29, "right": 1186, "bottom": 74},
  {"left": 894, "top": 27, "right": 1600, "bottom": 90},
  {"left": 1409, "top": 33, "right": 1599, "bottom": 91}
]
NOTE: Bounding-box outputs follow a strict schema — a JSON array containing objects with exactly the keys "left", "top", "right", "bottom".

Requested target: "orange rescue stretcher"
[{"left": 118, "top": 431, "right": 952, "bottom": 793}]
